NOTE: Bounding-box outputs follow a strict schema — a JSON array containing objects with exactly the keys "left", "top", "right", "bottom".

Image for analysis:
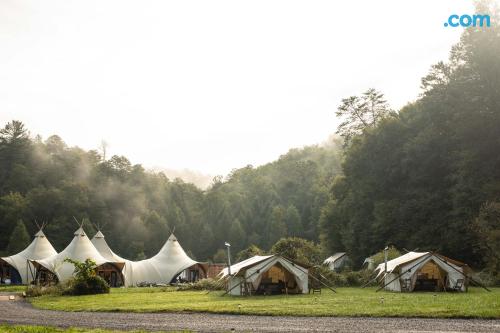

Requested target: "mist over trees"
[
  {"left": 0, "top": 120, "right": 342, "bottom": 260},
  {"left": 1, "top": 4, "right": 498, "bottom": 277}
]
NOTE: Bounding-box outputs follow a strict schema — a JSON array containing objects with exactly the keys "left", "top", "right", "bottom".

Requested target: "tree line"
[
  {"left": 0, "top": 120, "right": 342, "bottom": 261},
  {"left": 320, "top": 2, "right": 500, "bottom": 278},
  {"left": 1, "top": 3, "right": 499, "bottom": 280}
]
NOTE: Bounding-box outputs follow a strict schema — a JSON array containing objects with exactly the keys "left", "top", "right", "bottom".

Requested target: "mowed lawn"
[
  {"left": 30, "top": 287, "right": 500, "bottom": 318},
  {"left": 0, "top": 285, "right": 28, "bottom": 292},
  {"left": 0, "top": 325, "right": 187, "bottom": 333}
]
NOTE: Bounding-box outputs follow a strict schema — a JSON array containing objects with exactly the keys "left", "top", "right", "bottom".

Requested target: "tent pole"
[
  {"left": 221, "top": 268, "right": 262, "bottom": 296},
  {"left": 376, "top": 253, "right": 432, "bottom": 292},
  {"left": 361, "top": 274, "right": 381, "bottom": 288},
  {"left": 432, "top": 254, "right": 491, "bottom": 292}
]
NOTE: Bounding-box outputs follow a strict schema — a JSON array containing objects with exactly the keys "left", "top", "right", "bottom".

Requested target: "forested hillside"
[
  {"left": 320, "top": 5, "right": 500, "bottom": 269},
  {"left": 0, "top": 123, "right": 342, "bottom": 260},
  {"left": 1, "top": 4, "right": 499, "bottom": 276}
]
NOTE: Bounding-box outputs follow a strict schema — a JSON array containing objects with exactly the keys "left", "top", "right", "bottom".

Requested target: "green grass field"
[
  {"left": 0, "top": 326, "right": 187, "bottom": 333},
  {"left": 30, "top": 287, "right": 500, "bottom": 319},
  {"left": 0, "top": 285, "right": 27, "bottom": 292}
]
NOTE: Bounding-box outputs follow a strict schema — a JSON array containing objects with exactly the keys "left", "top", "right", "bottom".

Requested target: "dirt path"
[{"left": 0, "top": 294, "right": 499, "bottom": 332}]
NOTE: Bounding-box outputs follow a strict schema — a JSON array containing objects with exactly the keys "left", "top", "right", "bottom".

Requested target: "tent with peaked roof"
[
  {"left": 219, "top": 255, "right": 309, "bottom": 295},
  {"left": 323, "top": 252, "right": 349, "bottom": 272},
  {"left": 1, "top": 229, "right": 57, "bottom": 284},
  {"left": 91, "top": 230, "right": 133, "bottom": 286},
  {"left": 32, "top": 227, "right": 125, "bottom": 286},
  {"left": 374, "top": 251, "right": 471, "bottom": 292},
  {"left": 91, "top": 231, "right": 201, "bottom": 286}
]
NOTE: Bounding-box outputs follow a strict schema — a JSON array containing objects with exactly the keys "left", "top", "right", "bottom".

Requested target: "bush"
[
  {"left": 176, "top": 278, "right": 224, "bottom": 291},
  {"left": 26, "top": 284, "right": 66, "bottom": 297},
  {"left": 475, "top": 270, "right": 500, "bottom": 287},
  {"left": 313, "top": 266, "right": 374, "bottom": 287},
  {"left": 64, "top": 275, "right": 110, "bottom": 295}
]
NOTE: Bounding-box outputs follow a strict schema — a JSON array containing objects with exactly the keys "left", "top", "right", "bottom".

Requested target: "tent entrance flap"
[
  {"left": 97, "top": 263, "right": 124, "bottom": 287},
  {"left": 252, "top": 262, "right": 300, "bottom": 295},
  {"left": 412, "top": 260, "right": 447, "bottom": 292},
  {"left": 33, "top": 264, "right": 59, "bottom": 285},
  {"left": 0, "top": 259, "right": 21, "bottom": 285}
]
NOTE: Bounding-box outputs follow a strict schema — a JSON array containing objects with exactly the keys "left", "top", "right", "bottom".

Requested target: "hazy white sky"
[{"left": 0, "top": 0, "right": 477, "bottom": 175}]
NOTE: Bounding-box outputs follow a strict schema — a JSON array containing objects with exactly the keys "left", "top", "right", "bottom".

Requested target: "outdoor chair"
[
  {"left": 452, "top": 278, "right": 464, "bottom": 291},
  {"left": 400, "top": 278, "right": 412, "bottom": 292}
]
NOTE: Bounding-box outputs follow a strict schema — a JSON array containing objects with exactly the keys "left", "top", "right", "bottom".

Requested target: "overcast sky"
[{"left": 0, "top": 0, "right": 478, "bottom": 175}]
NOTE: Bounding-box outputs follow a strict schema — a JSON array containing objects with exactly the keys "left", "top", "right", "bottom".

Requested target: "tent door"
[
  {"left": 255, "top": 263, "right": 299, "bottom": 295},
  {"left": 413, "top": 260, "right": 447, "bottom": 292}
]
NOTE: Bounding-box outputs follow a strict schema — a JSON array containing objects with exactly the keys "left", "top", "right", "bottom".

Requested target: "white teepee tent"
[
  {"left": 91, "top": 231, "right": 198, "bottom": 286},
  {"left": 91, "top": 230, "right": 133, "bottom": 285},
  {"left": 1, "top": 229, "right": 57, "bottom": 284},
  {"left": 33, "top": 227, "right": 124, "bottom": 283}
]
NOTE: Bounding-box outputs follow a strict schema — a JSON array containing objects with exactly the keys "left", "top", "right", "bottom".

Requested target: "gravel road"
[{"left": 0, "top": 294, "right": 499, "bottom": 332}]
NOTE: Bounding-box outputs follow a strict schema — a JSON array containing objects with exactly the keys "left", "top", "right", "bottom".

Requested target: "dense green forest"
[
  {"left": 1, "top": 5, "right": 499, "bottom": 277},
  {"left": 321, "top": 4, "right": 500, "bottom": 270},
  {"left": 0, "top": 120, "right": 342, "bottom": 260}
]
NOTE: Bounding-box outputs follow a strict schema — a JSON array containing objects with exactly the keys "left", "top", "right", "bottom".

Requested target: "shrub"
[
  {"left": 312, "top": 266, "right": 374, "bottom": 287},
  {"left": 26, "top": 284, "right": 66, "bottom": 297},
  {"left": 64, "top": 275, "right": 109, "bottom": 295},
  {"left": 475, "top": 270, "right": 500, "bottom": 287},
  {"left": 176, "top": 278, "right": 224, "bottom": 291},
  {"left": 62, "top": 258, "right": 110, "bottom": 295}
]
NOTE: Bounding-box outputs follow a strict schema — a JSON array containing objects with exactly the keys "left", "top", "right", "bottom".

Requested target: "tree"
[
  {"left": 235, "top": 244, "right": 264, "bottom": 262},
  {"left": 212, "top": 248, "right": 228, "bottom": 263},
  {"left": 285, "top": 205, "right": 302, "bottom": 237},
  {"left": 472, "top": 202, "right": 500, "bottom": 279},
  {"left": 270, "top": 237, "right": 323, "bottom": 266},
  {"left": 335, "top": 88, "right": 393, "bottom": 146},
  {"left": 266, "top": 206, "right": 287, "bottom": 247},
  {"left": 228, "top": 219, "right": 246, "bottom": 252},
  {"left": 7, "top": 220, "right": 30, "bottom": 254}
]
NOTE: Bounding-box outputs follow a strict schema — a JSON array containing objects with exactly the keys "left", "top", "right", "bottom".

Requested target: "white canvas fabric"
[
  {"left": 126, "top": 234, "right": 198, "bottom": 286},
  {"left": 91, "top": 231, "right": 133, "bottom": 286},
  {"left": 222, "top": 255, "right": 309, "bottom": 295},
  {"left": 92, "top": 231, "right": 197, "bottom": 286},
  {"left": 375, "top": 252, "right": 468, "bottom": 292},
  {"left": 33, "top": 227, "right": 119, "bottom": 283},
  {"left": 374, "top": 251, "right": 429, "bottom": 277},
  {"left": 1, "top": 230, "right": 57, "bottom": 284},
  {"left": 323, "top": 252, "right": 348, "bottom": 271},
  {"left": 219, "top": 255, "right": 273, "bottom": 278}
]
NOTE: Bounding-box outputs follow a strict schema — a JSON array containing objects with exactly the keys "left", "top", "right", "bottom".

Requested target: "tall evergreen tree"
[{"left": 7, "top": 220, "right": 30, "bottom": 254}]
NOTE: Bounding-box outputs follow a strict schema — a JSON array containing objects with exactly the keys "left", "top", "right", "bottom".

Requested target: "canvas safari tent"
[
  {"left": 0, "top": 229, "right": 57, "bottom": 285},
  {"left": 32, "top": 227, "right": 125, "bottom": 287},
  {"left": 374, "top": 251, "right": 471, "bottom": 292},
  {"left": 219, "top": 255, "right": 309, "bottom": 295},
  {"left": 92, "top": 231, "right": 205, "bottom": 286},
  {"left": 323, "top": 252, "right": 349, "bottom": 272}
]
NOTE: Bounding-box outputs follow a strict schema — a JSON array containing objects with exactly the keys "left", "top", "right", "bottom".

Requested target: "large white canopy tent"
[
  {"left": 92, "top": 231, "right": 200, "bottom": 286},
  {"left": 1, "top": 229, "right": 57, "bottom": 284},
  {"left": 374, "top": 251, "right": 471, "bottom": 292},
  {"left": 32, "top": 227, "right": 125, "bottom": 286},
  {"left": 219, "top": 255, "right": 309, "bottom": 296},
  {"left": 91, "top": 230, "right": 133, "bottom": 285}
]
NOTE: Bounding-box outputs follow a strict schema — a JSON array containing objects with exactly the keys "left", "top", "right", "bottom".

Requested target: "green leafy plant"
[{"left": 63, "top": 258, "right": 109, "bottom": 295}]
